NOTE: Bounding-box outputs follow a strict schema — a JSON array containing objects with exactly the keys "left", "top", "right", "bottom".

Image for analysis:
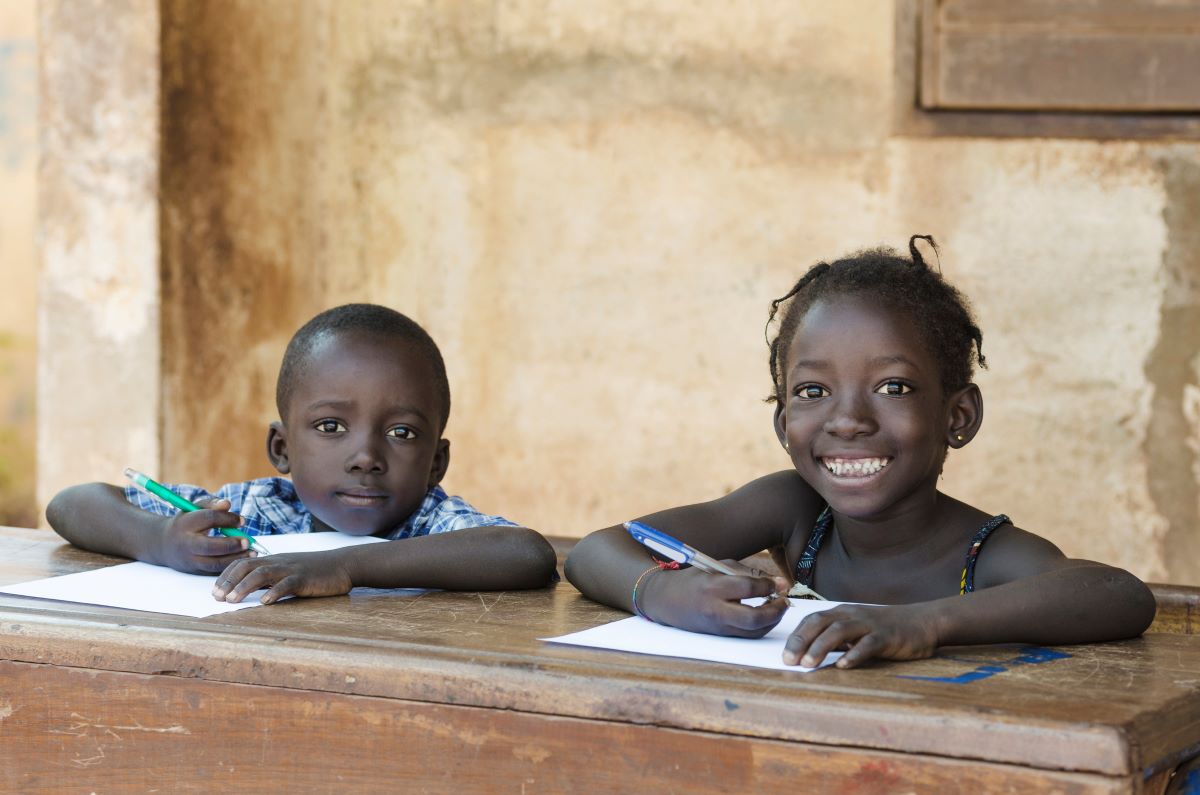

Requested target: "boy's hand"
[
  {"left": 783, "top": 603, "right": 941, "bottom": 669},
  {"left": 640, "top": 560, "right": 790, "bottom": 638},
  {"left": 212, "top": 551, "right": 354, "bottom": 604},
  {"left": 156, "top": 497, "right": 252, "bottom": 574}
]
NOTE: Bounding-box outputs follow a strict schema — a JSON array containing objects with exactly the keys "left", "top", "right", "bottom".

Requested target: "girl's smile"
[{"left": 819, "top": 456, "right": 892, "bottom": 479}]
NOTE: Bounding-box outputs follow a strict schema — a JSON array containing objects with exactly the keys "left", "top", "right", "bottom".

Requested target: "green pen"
[{"left": 123, "top": 467, "right": 270, "bottom": 555}]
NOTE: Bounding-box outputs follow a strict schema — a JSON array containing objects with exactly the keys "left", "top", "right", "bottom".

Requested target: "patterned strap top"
[{"left": 793, "top": 507, "right": 1012, "bottom": 596}]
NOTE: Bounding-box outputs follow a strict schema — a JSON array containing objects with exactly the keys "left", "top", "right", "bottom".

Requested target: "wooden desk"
[
  {"left": 1148, "top": 583, "right": 1200, "bottom": 635},
  {"left": 2, "top": 525, "right": 1199, "bottom": 794}
]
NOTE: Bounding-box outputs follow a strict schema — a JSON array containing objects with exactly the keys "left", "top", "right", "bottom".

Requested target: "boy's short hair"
[{"left": 275, "top": 304, "right": 451, "bottom": 429}]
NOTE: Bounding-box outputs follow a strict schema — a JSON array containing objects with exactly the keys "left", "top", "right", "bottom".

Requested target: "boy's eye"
[
  {"left": 795, "top": 384, "right": 830, "bottom": 400},
  {"left": 387, "top": 425, "right": 417, "bottom": 440},
  {"left": 314, "top": 419, "right": 347, "bottom": 433},
  {"left": 876, "top": 380, "right": 912, "bottom": 396}
]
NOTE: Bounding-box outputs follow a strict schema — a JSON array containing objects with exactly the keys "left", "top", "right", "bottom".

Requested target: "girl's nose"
[
  {"left": 345, "top": 435, "right": 387, "bottom": 473},
  {"left": 823, "top": 395, "right": 878, "bottom": 439}
]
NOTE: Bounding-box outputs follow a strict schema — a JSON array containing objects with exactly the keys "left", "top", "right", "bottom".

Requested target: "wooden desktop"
[{"left": 2, "top": 525, "right": 1198, "bottom": 793}]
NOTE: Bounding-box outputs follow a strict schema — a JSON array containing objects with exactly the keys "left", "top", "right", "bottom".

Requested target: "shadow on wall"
[
  {"left": 0, "top": 333, "right": 36, "bottom": 528},
  {"left": 0, "top": 21, "right": 38, "bottom": 527}
]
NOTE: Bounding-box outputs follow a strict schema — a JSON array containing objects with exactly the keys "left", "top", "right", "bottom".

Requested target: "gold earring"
[{"left": 955, "top": 434, "right": 964, "bottom": 442}]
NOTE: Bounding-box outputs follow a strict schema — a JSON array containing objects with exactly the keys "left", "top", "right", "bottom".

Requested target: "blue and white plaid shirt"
[{"left": 124, "top": 478, "right": 518, "bottom": 539}]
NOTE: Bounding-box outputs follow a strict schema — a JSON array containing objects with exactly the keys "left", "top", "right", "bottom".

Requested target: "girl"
[{"left": 564, "top": 237, "right": 1155, "bottom": 669}]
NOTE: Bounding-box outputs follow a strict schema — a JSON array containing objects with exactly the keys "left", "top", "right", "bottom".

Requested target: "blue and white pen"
[
  {"left": 624, "top": 520, "right": 741, "bottom": 575},
  {"left": 623, "top": 520, "right": 824, "bottom": 600}
]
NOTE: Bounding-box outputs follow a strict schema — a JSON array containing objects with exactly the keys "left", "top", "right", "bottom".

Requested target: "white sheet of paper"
[
  {"left": 0, "top": 532, "right": 387, "bottom": 618},
  {"left": 542, "top": 599, "right": 849, "bottom": 672}
]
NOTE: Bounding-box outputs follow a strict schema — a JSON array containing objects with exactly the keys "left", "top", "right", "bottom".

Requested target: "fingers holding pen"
[
  {"left": 641, "top": 565, "right": 790, "bottom": 637},
  {"left": 720, "top": 596, "right": 790, "bottom": 636},
  {"left": 190, "top": 496, "right": 231, "bottom": 511},
  {"left": 159, "top": 506, "right": 250, "bottom": 573},
  {"left": 713, "top": 559, "right": 791, "bottom": 598},
  {"left": 179, "top": 516, "right": 253, "bottom": 571}
]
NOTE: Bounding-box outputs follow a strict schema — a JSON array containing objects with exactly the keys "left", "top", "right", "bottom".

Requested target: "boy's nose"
[{"left": 345, "top": 436, "right": 387, "bottom": 473}]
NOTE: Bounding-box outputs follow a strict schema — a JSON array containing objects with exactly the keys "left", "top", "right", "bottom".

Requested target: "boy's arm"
[
  {"left": 45, "top": 482, "right": 250, "bottom": 573},
  {"left": 563, "top": 471, "right": 819, "bottom": 636},
  {"left": 213, "top": 525, "right": 558, "bottom": 603},
  {"left": 785, "top": 529, "right": 1156, "bottom": 668}
]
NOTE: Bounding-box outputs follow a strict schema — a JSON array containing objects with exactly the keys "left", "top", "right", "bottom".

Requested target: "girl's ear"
[
  {"left": 773, "top": 403, "right": 790, "bottom": 452},
  {"left": 946, "top": 384, "right": 983, "bottom": 449},
  {"left": 266, "top": 421, "right": 291, "bottom": 474},
  {"left": 428, "top": 438, "right": 450, "bottom": 487}
]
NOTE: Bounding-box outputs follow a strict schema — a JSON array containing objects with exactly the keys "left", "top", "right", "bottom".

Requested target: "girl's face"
[{"left": 776, "top": 295, "right": 963, "bottom": 521}]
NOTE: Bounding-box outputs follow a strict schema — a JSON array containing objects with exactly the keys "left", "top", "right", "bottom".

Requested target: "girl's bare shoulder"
[
  {"left": 970, "top": 517, "right": 1082, "bottom": 589},
  {"left": 714, "top": 470, "right": 824, "bottom": 545}
]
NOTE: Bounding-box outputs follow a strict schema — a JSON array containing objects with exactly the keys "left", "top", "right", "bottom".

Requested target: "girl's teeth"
[{"left": 823, "top": 457, "right": 890, "bottom": 477}]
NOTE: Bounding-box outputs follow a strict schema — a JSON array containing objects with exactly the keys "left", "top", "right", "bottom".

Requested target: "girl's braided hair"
[{"left": 766, "top": 235, "right": 986, "bottom": 404}]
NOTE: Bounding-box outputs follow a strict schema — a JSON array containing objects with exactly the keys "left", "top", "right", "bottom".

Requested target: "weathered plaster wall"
[
  {"left": 0, "top": 2, "right": 37, "bottom": 526},
  {"left": 36, "top": 0, "right": 161, "bottom": 511},
  {"left": 40, "top": 1, "right": 1199, "bottom": 582}
]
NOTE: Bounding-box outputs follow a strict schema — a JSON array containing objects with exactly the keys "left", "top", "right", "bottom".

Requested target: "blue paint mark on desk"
[
  {"left": 1177, "top": 767, "right": 1200, "bottom": 795},
  {"left": 898, "top": 646, "right": 1071, "bottom": 685},
  {"left": 724, "top": 699, "right": 739, "bottom": 711}
]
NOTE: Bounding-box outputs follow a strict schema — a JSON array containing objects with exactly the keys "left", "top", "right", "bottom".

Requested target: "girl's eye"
[
  {"left": 387, "top": 425, "right": 417, "bottom": 440},
  {"left": 314, "top": 419, "right": 347, "bottom": 434},
  {"left": 876, "top": 381, "right": 912, "bottom": 396},
  {"left": 795, "top": 384, "right": 830, "bottom": 400}
]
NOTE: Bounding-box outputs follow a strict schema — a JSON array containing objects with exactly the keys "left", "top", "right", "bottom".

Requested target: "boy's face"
[{"left": 268, "top": 331, "right": 449, "bottom": 536}]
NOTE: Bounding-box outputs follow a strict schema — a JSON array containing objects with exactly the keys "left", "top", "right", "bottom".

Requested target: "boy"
[{"left": 47, "top": 304, "right": 558, "bottom": 603}]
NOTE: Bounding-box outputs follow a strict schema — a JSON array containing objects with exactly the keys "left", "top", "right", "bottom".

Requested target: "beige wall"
[
  {"left": 38, "top": 1, "right": 1200, "bottom": 583},
  {"left": 38, "top": 0, "right": 161, "bottom": 521},
  {"left": 0, "top": 2, "right": 37, "bottom": 527}
]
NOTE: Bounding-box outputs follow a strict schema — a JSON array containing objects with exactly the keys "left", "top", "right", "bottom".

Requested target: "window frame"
[{"left": 894, "top": 0, "right": 1200, "bottom": 139}]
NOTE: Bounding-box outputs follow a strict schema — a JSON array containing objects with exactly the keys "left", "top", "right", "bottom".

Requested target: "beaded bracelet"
[{"left": 631, "top": 565, "right": 659, "bottom": 621}]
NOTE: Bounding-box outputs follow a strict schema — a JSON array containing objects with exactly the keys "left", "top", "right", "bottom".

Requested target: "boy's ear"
[
  {"left": 428, "top": 438, "right": 450, "bottom": 487},
  {"left": 946, "top": 384, "right": 983, "bottom": 449},
  {"left": 266, "top": 421, "right": 291, "bottom": 474},
  {"left": 773, "top": 403, "right": 789, "bottom": 452}
]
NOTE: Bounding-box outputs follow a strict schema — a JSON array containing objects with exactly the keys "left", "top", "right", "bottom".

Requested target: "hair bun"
[{"left": 908, "top": 234, "right": 937, "bottom": 269}]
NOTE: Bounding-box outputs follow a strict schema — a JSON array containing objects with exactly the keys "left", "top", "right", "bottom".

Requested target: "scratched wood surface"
[
  {"left": 2, "top": 526, "right": 1199, "bottom": 792},
  {"left": 1149, "top": 583, "right": 1200, "bottom": 636},
  {"left": 2, "top": 659, "right": 1129, "bottom": 795}
]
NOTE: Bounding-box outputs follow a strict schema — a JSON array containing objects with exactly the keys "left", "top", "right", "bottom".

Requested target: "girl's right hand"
[
  {"left": 155, "top": 497, "right": 253, "bottom": 574},
  {"left": 638, "top": 561, "right": 791, "bottom": 638}
]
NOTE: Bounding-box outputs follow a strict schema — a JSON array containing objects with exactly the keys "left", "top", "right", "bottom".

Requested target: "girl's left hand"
[
  {"left": 212, "top": 551, "right": 353, "bottom": 604},
  {"left": 783, "top": 603, "right": 941, "bottom": 669}
]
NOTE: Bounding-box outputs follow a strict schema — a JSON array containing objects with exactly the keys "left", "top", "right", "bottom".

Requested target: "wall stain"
[
  {"left": 0, "top": 39, "right": 36, "bottom": 169},
  {"left": 1145, "top": 154, "right": 1200, "bottom": 584}
]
